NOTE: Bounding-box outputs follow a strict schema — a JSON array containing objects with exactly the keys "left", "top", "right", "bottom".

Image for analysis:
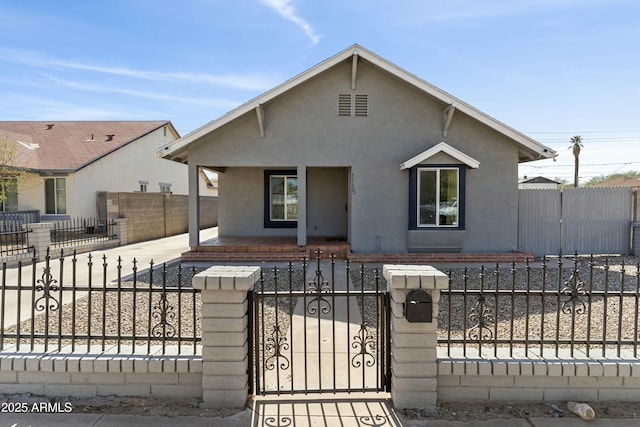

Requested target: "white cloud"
[
  {"left": 259, "top": 0, "right": 320, "bottom": 45},
  {"left": 0, "top": 48, "right": 275, "bottom": 91}
]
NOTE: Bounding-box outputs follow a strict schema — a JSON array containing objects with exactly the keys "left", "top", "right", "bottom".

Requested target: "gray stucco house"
[{"left": 159, "top": 44, "right": 556, "bottom": 256}]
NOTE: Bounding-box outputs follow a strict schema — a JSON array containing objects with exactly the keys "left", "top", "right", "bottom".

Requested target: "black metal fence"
[
  {"left": 0, "top": 250, "right": 202, "bottom": 355},
  {"left": 50, "top": 217, "right": 116, "bottom": 248},
  {"left": 439, "top": 254, "right": 640, "bottom": 358},
  {"left": 250, "top": 252, "right": 391, "bottom": 396},
  {"left": 0, "top": 210, "right": 38, "bottom": 257},
  {"left": 0, "top": 224, "right": 32, "bottom": 257}
]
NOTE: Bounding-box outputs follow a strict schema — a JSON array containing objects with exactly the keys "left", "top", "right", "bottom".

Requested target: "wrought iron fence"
[
  {"left": 50, "top": 217, "right": 116, "bottom": 248},
  {"left": 439, "top": 254, "right": 640, "bottom": 359},
  {"left": 250, "top": 252, "right": 390, "bottom": 396},
  {"left": 0, "top": 250, "right": 202, "bottom": 355},
  {"left": 0, "top": 211, "right": 37, "bottom": 257},
  {"left": 0, "top": 223, "right": 32, "bottom": 257}
]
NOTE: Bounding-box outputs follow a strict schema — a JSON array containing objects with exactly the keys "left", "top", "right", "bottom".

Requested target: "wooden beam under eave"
[
  {"left": 351, "top": 52, "right": 358, "bottom": 90},
  {"left": 442, "top": 104, "right": 456, "bottom": 138},
  {"left": 256, "top": 104, "right": 265, "bottom": 138}
]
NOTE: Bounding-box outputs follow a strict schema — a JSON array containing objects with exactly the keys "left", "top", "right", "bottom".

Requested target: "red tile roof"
[
  {"left": 592, "top": 176, "right": 640, "bottom": 188},
  {"left": 0, "top": 121, "right": 173, "bottom": 172}
]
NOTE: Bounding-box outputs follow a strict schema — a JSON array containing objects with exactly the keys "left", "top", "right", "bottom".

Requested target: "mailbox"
[{"left": 404, "top": 289, "right": 433, "bottom": 323}]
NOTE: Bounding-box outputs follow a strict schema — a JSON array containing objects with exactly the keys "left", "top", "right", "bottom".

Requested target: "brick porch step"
[
  {"left": 347, "top": 251, "right": 535, "bottom": 264},
  {"left": 181, "top": 250, "right": 313, "bottom": 263}
]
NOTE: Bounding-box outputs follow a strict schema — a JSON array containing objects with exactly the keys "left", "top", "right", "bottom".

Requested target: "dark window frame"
[
  {"left": 264, "top": 170, "right": 298, "bottom": 229},
  {"left": 408, "top": 164, "right": 466, "bottom": 230}
]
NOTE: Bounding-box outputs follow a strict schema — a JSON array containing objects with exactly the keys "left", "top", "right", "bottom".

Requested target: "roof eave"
[{"left": 158, "top": 44, "right": 556, "bottom": 164}]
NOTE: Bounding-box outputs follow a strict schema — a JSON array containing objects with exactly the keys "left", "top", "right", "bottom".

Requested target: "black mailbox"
[{"left": 404, "top": 289, "right": 433, "bottom": 323}]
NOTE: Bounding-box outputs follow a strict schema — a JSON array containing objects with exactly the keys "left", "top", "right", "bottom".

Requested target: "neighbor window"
[
  {"left": 159, "top": 183, "right": 172, "bottom": 193},
  {"left": 264, "top": 170, "right": 298, "bottom": 228},
  {"left": 0, "top": 177, "right": 18, "bottom": 212},
  {"left": 417, "top": 167, "right": 459, "bottom": 227},
  {"left": 45, "top": 177, "right": 67, "bottom": 215},
  {"left": 139, "top": 180, "right": 148, "bottom": 192}
]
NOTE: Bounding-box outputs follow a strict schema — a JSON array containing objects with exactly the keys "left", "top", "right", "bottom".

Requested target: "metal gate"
[{"left": 249, "top": 251, "right": 390, "bottom": 396}]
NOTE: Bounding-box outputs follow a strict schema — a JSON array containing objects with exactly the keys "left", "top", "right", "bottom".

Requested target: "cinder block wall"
[
  {"left": 0, "top": 353, "right": 202, "bottom": 400},
  {"left": 100, "top": 192, "right": 217, "bottom": 244},
  {"left": 438, "top": 359, "right": 640, "bottom": 402}
]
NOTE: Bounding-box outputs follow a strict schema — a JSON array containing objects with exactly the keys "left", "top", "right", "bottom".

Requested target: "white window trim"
[
  {"left": 270, "top": 174, "right": 298, "bottom": 222},
  {"left": 417, "top": 167, "right": 459, "bottom": 228},
  {"left": 45, "top": 177, "right": 67, "bottom": 215}
]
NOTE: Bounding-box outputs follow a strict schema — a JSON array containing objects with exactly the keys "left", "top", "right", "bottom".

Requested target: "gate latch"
[{"left": 404, "top": 289, "right": 432, "bottom": 323}]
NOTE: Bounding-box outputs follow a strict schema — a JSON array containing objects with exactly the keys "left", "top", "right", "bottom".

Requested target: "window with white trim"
[
  {"left": 264, "top": 170, "right": 298, "bottom": 228},
  {"left": 418, "top": 167, "right": 459, "bottom": 227},
  {"left": 410, "top": 166, "right": 465, "bottom": 229},
  {"left": 270, "top": 175, "right": 298, "bottom": 221},
  {"left": 44, "top": 177, "right": 67, "bottom": 215},
  {"left": 0, "top": 176, "right": 18, "bottom": 212},
  {"left": 159, "top": 182, "right": 172, "bottom": 193}
]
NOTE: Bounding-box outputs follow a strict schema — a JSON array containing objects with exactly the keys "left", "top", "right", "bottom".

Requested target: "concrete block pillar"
[
  {"left": 383, "top": 265, "right": 449, "bottom": 410},
  {"left": 23, "top": 223, "right": 53, "bottom": 260},
  {"left": 633, "top": 222, "right": 640, "bottom": 256},
  {"left": 192, "top": 266, "right": 261, "bottom": 408},
  {"left": 113, "top": 218, "right": 128, "bottom": 246}
]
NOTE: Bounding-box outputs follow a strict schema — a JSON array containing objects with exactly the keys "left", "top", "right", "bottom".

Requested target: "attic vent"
[
  {"left": 338, "top": 94, "right": 351, "bottom": 116},
  {"left": 354, "top": 94, "right": 368, "bottom": 116},
  {"left": 105, "top": 134, "right": 115, "bottom": 141},
  {"left": 337, "top": 93, "right": 368, "bottom": 117}
]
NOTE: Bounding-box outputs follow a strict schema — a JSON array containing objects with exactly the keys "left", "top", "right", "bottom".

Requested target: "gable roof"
[
  {"left": 0, "top": 121, "right": 176, "bottom": 172},
  {"left": 159, "top": 44, "right": 556, "bottom": 164},
  {"left": 400, "top": 142, "right": 480, "bottom": 170},
  {"left": 519, "top": 176, "right": 561, "bottom": 184}
]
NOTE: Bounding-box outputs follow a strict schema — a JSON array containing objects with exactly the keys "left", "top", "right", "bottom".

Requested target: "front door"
[{"left": 306, "top": 167, "right": 348, "bottom": 240}]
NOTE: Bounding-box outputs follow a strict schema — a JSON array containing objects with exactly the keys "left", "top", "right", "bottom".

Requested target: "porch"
[
  {"left": 181, "top": 234, "right": 534, "bottom": 264},
  {"left": 182, "top": 235, "right": 351, "bottom": 262}
]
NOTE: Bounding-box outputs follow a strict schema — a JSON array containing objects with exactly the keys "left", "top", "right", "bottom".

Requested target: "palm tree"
[{"left": 569, "top": 135, "right": 583, "bottom": 187}]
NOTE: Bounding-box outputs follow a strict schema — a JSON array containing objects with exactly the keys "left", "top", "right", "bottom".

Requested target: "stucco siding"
[
  {"left": 72, "top": 125, "right": 186, "bottom": 218},
  {"left": 189, "top": 59, "right": 522, "bottom": 253}
]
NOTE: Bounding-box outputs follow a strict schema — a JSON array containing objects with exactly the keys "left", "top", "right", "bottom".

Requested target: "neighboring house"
[
  {"left": 0, "top": 121, "right": 188, "bottom": 220},
  {"left": 518, "top": 176, "right": 561, "bottom": 189},
  {"left": 159, "top": 44, "right": 556, "bottom": 254}
]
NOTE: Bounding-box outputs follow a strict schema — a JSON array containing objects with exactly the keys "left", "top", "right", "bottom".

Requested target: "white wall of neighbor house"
[
  {"left": 73, "top": 125, "right": 185, "bottom": 218},
  {"left": 13, "top": 124, "right": 200, "bottom": 219},
  {"left": 190, "top": 59, "right": 522, "bottom": 253}
]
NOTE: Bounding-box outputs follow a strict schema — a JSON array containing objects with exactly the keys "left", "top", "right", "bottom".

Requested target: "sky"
[{"left": 1, "top": 0, "right": 639, "bottom": 183}]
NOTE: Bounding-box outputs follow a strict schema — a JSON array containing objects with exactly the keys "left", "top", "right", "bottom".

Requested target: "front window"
[
  {"left": 417, "top": 167, "right": 459, "bottom": 227},
  {"left": 270, "top": 175, "right": 298, "bottom": 221},
  {"left": 264, "top": 170, "right": 298, "bottom": 228},
  {"left": 45, "top": 177, "right": 67, "bottom": 215},
  {"left": 0, "top": 176, "right": 18, "bottom": 211}
]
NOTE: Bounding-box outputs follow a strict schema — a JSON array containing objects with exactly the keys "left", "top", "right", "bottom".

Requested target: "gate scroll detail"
[{"left": 250, "top": 251, "right": 390, "bottom": 396}]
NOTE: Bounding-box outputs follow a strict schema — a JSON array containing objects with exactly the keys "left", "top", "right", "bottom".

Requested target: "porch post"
[
  {"left": 188, "top": 163, "right": 201, "bottom": 248},
  {"left": 193, "top": 265, "right": 261, "bottom": 408},
  {"left": 297, "top": 165, "right": 307, "bottom": 246},
  {"left": 383, "top": 265, "right": 449, "bottom": 409}
]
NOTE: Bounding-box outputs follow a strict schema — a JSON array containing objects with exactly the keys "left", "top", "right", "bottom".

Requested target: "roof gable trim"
[{"left": 400, "top": 142, "right": 480, "bottom": 170}]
